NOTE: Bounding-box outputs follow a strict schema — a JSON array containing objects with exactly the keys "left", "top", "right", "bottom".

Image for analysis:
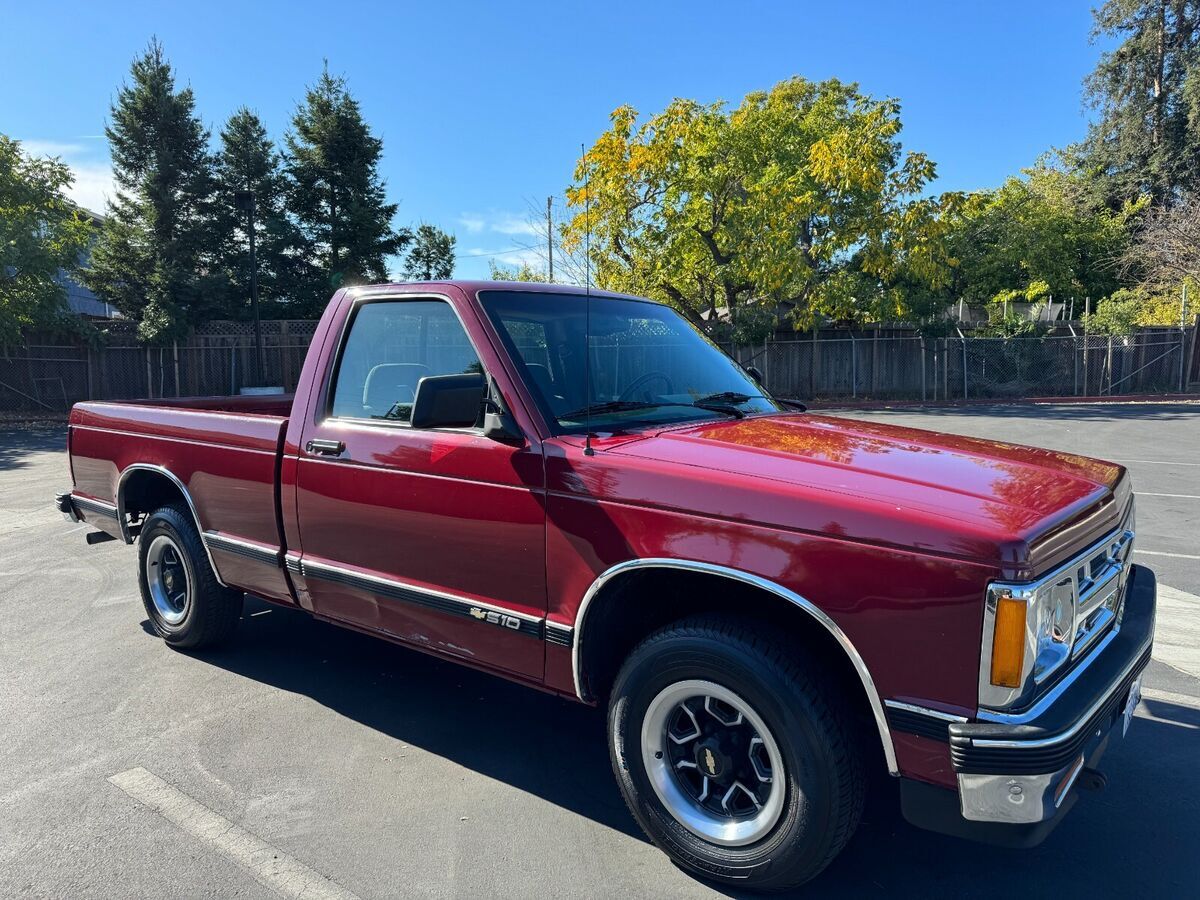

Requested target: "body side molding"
[
  {"left": 71, "top": 495, "right": 119, "bottom": 519},
  {"left": 572, "top": 558, "right": 899, "bottom": 775},
  {"left": 885, "top": 699, "right": 969, "bottom": 743},
  {"left": 203, "top": 530, "right": 283, "bottom": 566},
  {"left": 299, "top": 557, "right": 546, "bottom": 640}
]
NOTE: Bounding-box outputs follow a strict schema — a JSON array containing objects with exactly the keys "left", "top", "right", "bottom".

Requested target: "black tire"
[
  {"left": 137, "top": 504, "right": 242, "bottom": 650},
  {"left": 608, "top": 615, "right": 865, "bottom": 893}
]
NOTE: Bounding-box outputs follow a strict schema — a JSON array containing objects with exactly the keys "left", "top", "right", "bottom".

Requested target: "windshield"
[{"left": 479, "top": 290, "right": 786, "bottom": 434}]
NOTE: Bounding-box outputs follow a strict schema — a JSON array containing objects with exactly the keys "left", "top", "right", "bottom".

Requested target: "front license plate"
[{"left": 1122, "top": 673, "right": 1143, "bottom": 737}]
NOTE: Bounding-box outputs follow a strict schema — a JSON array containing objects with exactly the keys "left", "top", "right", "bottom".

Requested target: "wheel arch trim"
[
  {"left": 571, "top": 558, "right": 899, "bottom": 775},
  {"left": 116, "top": 463, "right": 230, "bottom": 587}
]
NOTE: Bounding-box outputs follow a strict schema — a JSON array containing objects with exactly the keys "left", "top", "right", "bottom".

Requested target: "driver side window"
[{"left": 330, "top": 300, "right": 482, "bottom": 423}]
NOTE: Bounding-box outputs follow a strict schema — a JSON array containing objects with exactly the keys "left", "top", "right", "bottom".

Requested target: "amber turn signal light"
[{"left": 990, "top": 595, "right": 1027, "bottom": 688}]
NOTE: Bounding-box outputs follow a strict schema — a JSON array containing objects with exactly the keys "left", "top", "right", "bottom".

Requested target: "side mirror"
[
  {"left": 410, "top": 374, "right": 485, "bottom": 429},
  {"left": 482, "top": 375, "right": 524, "bottom": 447},
  {"left": 745, "top": 365, "right": 764, "bottom": 385}
]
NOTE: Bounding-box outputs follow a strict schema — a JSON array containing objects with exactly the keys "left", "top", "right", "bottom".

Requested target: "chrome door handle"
[{"left": 305, "top": 439, "right": 345, "bottom": 456}]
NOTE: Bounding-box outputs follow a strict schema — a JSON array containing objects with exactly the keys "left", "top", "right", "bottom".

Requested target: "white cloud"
[
  {"left": 64, "top": 162, "right": 116, "bottom": 213},
  {"left": 491, "top": 215, "right": 539, "bottom": 238},
  {"left": 466, "top": 245, "right": 546, "bottom": 271},
  {"left": 499, "top": 247, "right": 546, "bottom": 268},
  {"left": 452, "top": 209, "right": 548, "bottom": 279},
  {"left": 457, "top": 214, "right": 486, "bottom": 233},
  {"left": 19, "top": 139, "right": 89, "bottom": 158},
  {"left": 18, "top": 137, "right": 115, "bottom": 214},
  {"left": 457, "top": 210, "right": 539, "bottom": 239}
]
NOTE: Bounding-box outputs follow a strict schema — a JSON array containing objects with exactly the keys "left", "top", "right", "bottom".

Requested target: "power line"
[{"left": 457, "top": 242, "right": 543, "bottom": 259}]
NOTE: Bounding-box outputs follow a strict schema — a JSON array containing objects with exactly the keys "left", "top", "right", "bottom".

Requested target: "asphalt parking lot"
[{"left": 2, "top": 403, "right": 1198, "bottom": 899}]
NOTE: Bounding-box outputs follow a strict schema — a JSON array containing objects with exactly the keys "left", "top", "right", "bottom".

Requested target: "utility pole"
[
  {"left": 546, "top": 196, "right": 554, "bottom": 282},
  {"left": 1181, "top": 282, "right": 1189, "bottom": 392},
  {"left": 234, "top": 189, "right": 263, "bottom": 387}
]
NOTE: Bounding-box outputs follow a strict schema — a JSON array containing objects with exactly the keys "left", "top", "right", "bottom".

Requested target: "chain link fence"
[
  {"left": 2, "top": 321, "right": 1196, "bottom": 414},
  {"left": 730, "top": 326, "right": 1196, "bottom": 402}
]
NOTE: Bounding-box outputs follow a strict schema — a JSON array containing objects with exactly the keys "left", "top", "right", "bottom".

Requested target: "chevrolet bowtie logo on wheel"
[{"left": 705, "top": 748, "right": 718, "bottom": 776}]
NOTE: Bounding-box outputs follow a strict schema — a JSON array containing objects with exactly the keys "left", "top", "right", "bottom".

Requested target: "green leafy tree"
[
  {"left": 212, "top": 108, "right": 307, "bottom": 316},
  {"left": 84, "top": 40, "right": 220, "bottom": 342},
  {"left": 285, "top": 64, "right": 409, "bottom": 313},
  {"left": 945, "top": 164, "right": 1143, "bottom": 311},
  {"left": 0, "top": 136, "right": 92, "bottom": 342},
  {"left": 402, "top": 224, "right": 455, "bottom": 280},
  {"left": 1078, "top": 0, "right": 1200, "bottom": 205},
  {"left": 1086, "top": 285, "right": 1187, "bottom": 331},
  {"left": 487, "top": 259, "right": 550, "bottom": 282},
  {"left": 563, "top": 77, "right": 955, "bottom": 338}
]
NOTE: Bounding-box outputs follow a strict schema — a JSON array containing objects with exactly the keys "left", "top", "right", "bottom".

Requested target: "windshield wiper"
[
  {"left": 690, "top": 401, "right": 745, "bottom": 418},
  {"left": 695, "top": 391, "right": 759, "bottom": 404},
  {"left": 560, "top": 399, "right": 744, "bottom": 422},
  {"left": 559, "top": 400, "right": 666, "bottom": 419},
  {"left": 696, "top": 390, "right": 806, "bottom": 413}
]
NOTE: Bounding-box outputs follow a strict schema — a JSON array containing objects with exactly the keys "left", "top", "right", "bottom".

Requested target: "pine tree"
[
  {"left": 284, "top": 64, "right": 408, "bottom": 313},
  {"left": 212, "top": 108, "right": 307, "bottom": 317},
  {"left": 402, "top": 224, "right": 456, "bottom": 280},
  {"left": 84, "top": 39, "right": 219, "bottom": 341},
  {"left": 1080, "top": 0, "right": 1200, "bottom": 205}
]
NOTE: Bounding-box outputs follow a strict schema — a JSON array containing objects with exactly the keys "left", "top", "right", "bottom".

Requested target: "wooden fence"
[{"left": 2, "top": 320, "right": 1196, "bottom": 413}]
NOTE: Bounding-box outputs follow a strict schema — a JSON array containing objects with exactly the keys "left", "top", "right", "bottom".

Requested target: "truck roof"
[{"left": 351, "top": 280, "right": 662, "bottom": 305}]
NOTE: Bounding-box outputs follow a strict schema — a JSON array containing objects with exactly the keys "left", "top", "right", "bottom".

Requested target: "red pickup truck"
[{"left": 57, "top": 281, "right": 1155, "bottom": 891}]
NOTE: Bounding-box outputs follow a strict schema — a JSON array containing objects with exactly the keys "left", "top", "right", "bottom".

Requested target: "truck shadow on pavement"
[{"left": 173, "top": 597, "right": 1200, "bottom": 898}]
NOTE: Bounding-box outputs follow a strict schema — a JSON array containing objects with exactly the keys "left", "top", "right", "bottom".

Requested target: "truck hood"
[{"left": 606, "top": 413, "right": 1127, "bottom": 575}]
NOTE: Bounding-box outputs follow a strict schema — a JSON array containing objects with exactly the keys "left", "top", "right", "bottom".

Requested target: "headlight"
[
  {"left": 979, "top": 509, "right": 1136, "bottom": 713},
  {"left": 1034, "top": 577, "right": 1075, "bottom": 679},
  {"left": 980, "top": 577, "right": 1076, "bottom": 710}
]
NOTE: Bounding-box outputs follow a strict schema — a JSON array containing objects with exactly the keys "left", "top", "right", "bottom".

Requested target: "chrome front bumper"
[{"left": 951, "top": 564, "right": 1155, "bottom": 828}]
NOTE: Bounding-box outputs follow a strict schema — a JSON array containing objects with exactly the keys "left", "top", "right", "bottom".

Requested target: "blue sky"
[{"left": 3, "top": 0, "right": 1110, "bottom": 280}]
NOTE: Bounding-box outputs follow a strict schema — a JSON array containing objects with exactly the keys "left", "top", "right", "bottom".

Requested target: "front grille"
[{"left": 1068, "top": 519, "right": 1135, "bottom": 660}]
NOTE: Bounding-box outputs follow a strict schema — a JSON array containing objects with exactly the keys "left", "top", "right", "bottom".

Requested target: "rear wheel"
[
  {"left": 137, "top": 504, "right": 242, "bottom": 649},
  {"left": 608, "top": 615, "right": 865, "bottom": 892}
]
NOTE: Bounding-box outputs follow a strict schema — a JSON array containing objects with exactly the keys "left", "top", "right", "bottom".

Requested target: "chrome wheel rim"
[
  {"left": 640, "top": 679, "right": 785, "bottom": 846},
  {"left": 146, "top": 534, "right": 190, "bottom": 626}
]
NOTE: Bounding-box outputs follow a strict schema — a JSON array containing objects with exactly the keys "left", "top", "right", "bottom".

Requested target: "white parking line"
[
  {"left": 1135, "top": 550, "right": 1200, "bottom": 561},
  {"left": 1152, "top": 585, "right": 1200, "bottom": 681},
  {"left": 108, "top": 767, "right": 360, "bottom": 900},
  {"left": 1135, "top": 492, "right": 1200, "bottom": 500}
]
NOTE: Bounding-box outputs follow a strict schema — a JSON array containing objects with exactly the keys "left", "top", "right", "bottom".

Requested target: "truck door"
[{"left": 292, "top": 292, "right": 547, "bottom": 679}]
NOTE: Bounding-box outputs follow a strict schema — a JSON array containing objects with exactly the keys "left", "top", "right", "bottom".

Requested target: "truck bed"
[
  {"left": 115, "top": 393, "right": 296, "bottom": 416},
  {"left": 66, "top": 395, "right": 294, "bottom": 603}
]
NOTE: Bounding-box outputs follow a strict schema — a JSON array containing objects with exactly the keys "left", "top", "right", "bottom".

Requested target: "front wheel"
[
  {"left": 137, "top": 504, "right": 242, "bottom": 649},
  {"left": 608, "top": 616, "right": 865, "bottom": 892}
]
